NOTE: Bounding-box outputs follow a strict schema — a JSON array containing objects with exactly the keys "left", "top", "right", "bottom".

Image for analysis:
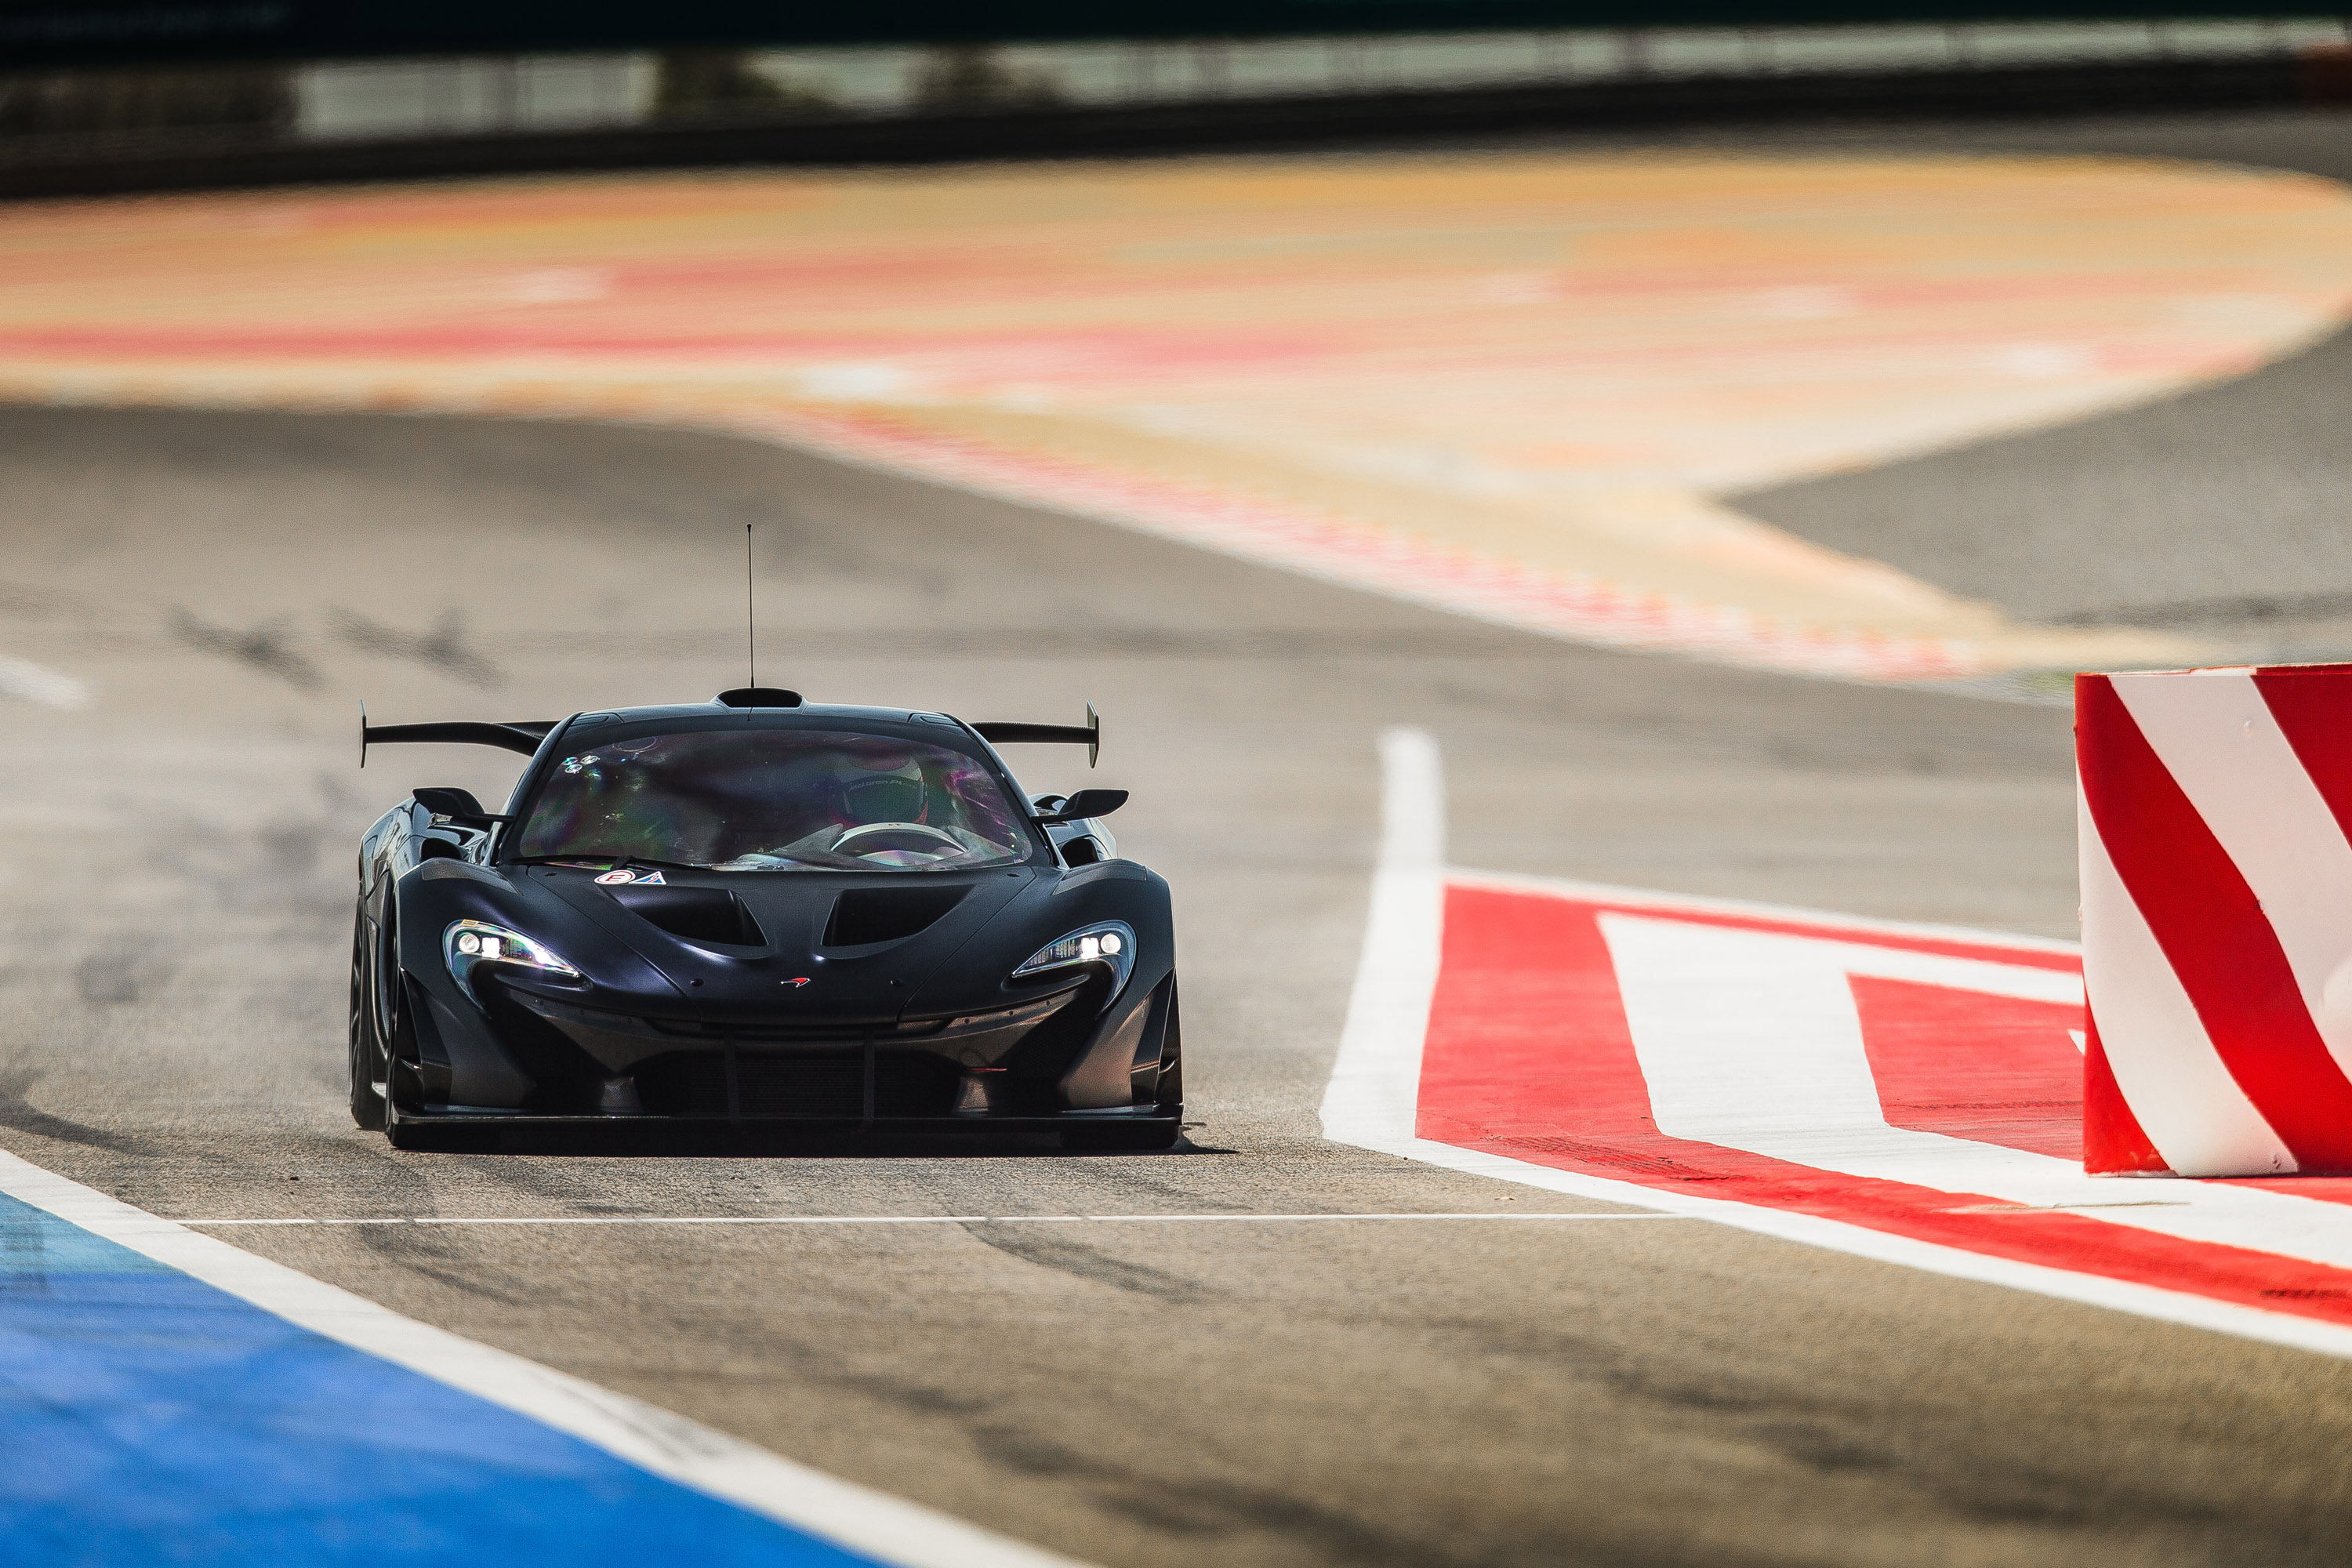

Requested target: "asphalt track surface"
[{"left": 4, "top": 110, "right": 2352, "bottom": 1566}]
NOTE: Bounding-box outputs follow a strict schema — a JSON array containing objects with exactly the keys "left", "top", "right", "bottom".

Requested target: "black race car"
[{"left": 349, "top": 688, "right": 1179, "bottom": 1150}]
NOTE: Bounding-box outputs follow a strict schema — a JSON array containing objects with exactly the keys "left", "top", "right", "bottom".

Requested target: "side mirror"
[
  {"left": 1036, "top": 788, "right": 1127, "bottom": 826},
  {"left": 413, "top": 786, "right": 506, "bottom": 826}
]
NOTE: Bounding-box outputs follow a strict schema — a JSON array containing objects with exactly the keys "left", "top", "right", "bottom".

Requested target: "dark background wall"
[{"left": 2, "top": 0, "right": 2332, "bottom": 67}]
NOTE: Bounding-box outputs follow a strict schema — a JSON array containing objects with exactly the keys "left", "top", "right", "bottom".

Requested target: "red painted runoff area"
[{"left": 1416, "top": 882, "right": 2352, "bottom": 1328}]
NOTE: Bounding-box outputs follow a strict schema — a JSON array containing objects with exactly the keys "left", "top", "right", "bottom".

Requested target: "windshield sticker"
[
  {"left": 594, "top": 869, "right": 636, "bottom": 885},
  {"left": 632, "top": 870, "right": 666, "bottom": 884}
]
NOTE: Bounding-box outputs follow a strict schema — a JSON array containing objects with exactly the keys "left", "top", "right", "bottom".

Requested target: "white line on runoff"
[{"left": 178, "top": 1211, "right": 1683, "bottom": 1227}]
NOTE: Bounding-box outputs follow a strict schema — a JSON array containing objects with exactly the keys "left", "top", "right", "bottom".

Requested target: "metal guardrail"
[
  {"left": 2, "top": 20, "right": 2347, "bottom": 195},
  {"left": 0, "top": 0, "right": 2343, "bottom": 65}
]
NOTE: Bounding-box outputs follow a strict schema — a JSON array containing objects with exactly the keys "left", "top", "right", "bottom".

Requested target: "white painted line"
[
  {"left": 1319, "top": 731, "right": 2352, "bottom": 1362},
  {"left": 0, "top": 653, "right": 89, "bottom": 709},
  {"left": 0, "top": 1149, "right": 1087, "bottom": 1568},
  {"left": 1319, "top": 727, "right": 1447, "bottom": 1148},
  {"left": 177, "top": 1211, "right": 1686, "bottom": 1227}
]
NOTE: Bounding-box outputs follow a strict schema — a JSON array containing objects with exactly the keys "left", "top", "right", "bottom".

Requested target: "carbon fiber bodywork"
[{"left": 350, "top": 699, "right": 1181, "bottom": 1149}]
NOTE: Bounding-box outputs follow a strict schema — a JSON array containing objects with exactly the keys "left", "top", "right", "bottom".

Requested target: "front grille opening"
[
  {"left": 648, "top": 1014, "right": 933, "bottom": 1042},
  {"left": 822, "top": 885, "right": 968, "bottom": 947},
  {"left": 636, "top": 1051, "right": 961, "bottom": 1117},
  {"left": 611, "top": 884, "right": 764, "bottom": 946}
]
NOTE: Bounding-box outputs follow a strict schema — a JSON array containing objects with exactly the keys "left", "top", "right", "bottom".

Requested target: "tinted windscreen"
[{"left": 514, "top": 730, "right": 1029, "bottom": 872}]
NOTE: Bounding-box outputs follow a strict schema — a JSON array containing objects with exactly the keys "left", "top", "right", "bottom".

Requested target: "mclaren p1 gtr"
[{"left": 348, "top": 688, "right": 1179, "bottom": 1150}]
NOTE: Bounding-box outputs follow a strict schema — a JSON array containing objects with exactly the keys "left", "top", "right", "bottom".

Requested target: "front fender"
[
  {"left": 392, "top": 860, "right": 674, "bottom": 1110},
  {"left": 905, "top": 859, "right": 1176, "bottom": 1110}
]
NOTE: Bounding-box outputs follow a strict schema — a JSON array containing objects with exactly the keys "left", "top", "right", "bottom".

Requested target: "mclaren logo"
[{"left": 780, "top": 977, "right": 811, "bottom": 989}]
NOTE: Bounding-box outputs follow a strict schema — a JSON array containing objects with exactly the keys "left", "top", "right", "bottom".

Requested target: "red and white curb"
[{"left": 1323, "top": 728, "right": 2352, "bottom": 1359}]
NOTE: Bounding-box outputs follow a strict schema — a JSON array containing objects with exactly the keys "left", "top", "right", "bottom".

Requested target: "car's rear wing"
[
  {"left": 972, "top": 704, "right": 1099, "bottom": 768},
  {"left": 359, "top": 702, "right": 1102, "bottom": 767},
  {"left": 361, "top": 703, "right": 554, "bottom": 766}
]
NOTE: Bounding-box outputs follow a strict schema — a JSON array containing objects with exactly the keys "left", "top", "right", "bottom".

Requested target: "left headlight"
[
  {"left": 444, "top": 918, "right": 579, "bottom": 1005},
  {"left": 1012, "top": 920, "right": 1136, "bottom": 1004}
]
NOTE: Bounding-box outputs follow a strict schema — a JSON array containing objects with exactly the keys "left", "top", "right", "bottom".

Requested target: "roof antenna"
[{"left": 745, "top": 523, "right": 757, "bottom": 691}]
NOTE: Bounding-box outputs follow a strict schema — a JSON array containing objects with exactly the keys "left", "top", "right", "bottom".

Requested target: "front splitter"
[{"left": 387, "top": 1108, "right": 1176, "bottom": 1134}]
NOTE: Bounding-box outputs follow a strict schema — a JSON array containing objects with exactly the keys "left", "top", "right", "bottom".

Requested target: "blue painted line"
[{"left": 0, "top": 1192, "right": 883, "bottom": 1567}]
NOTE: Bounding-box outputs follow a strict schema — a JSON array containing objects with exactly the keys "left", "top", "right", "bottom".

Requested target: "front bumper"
[{"left": 403, "top": 964, "right": 1174, "bottom": 1120}]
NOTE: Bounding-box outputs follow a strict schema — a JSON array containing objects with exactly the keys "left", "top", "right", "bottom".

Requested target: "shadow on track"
[{"left": 392, "top": 1123, "right": 1217, "bottom": 1160}]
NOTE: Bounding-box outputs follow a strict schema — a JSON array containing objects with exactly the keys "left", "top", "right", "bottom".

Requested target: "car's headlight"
[
  {"left": 1012, "top": 920, "right": 1136, "bottom": 1003},
  {"left": 444, "top": 918, "right": 578, "bottom": 1004}
]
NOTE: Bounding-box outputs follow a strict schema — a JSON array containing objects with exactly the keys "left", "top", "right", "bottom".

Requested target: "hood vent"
[
  {"left": 610, "top": 884, "right": 764, "bottom": 947},
  {"left": 823, "top": 886, "right": 968, "bottom": 947}
]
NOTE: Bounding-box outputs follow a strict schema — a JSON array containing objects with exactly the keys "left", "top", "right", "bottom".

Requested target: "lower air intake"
[{"left": 671, "top": 1051, "right": 960, "bottom": 1117}]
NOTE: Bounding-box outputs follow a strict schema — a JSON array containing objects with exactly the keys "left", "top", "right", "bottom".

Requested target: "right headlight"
[
  {"left": 444, "top": 918, "right": 579, "bottom": 1006},
  {"left": 1012, "top": 920, "right": 1136, "bottom": 1004}
]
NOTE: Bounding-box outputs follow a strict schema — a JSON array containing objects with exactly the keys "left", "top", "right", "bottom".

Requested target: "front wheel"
[{"left": 348, "top": 906, "right": 386, "bottom": 1131}]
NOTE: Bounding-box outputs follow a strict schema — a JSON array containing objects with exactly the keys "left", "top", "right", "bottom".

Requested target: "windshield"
[{"left": 513, "top": 729, "right": 1030, "bottom": 872}]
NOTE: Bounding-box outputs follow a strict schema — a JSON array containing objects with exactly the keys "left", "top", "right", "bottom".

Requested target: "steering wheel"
[{"left": 833, "top": 822, "right": 964, "bottom": 858}]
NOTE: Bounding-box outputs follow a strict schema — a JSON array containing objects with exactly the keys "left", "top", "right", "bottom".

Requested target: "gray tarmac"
[{"left": 4, "top": 108, "right": 2351, "bottom": 1568}]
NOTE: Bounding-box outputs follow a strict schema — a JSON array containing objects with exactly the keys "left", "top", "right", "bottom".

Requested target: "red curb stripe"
[
  {"left": 1853, "top": 976, "right": 2083, "bottom": 1160},
  {"left": 2074, "top": 677, "right": 2352, "bottom": 1167}
]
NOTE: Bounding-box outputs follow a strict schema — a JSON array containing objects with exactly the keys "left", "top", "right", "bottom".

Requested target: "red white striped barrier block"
[{"left": 2078, "top": 666, "right": 2352, "bottom": 1177}]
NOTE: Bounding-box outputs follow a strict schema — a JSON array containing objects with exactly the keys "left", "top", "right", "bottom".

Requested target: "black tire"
[
  {"left": 1062, "top": 1120, "right": 1181, "bottom": 1152},
  {"left": 348, "top": 906, "right": 386, "bottom": 1131}
]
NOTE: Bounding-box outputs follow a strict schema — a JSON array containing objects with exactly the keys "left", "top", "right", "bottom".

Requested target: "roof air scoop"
[{"left": 715, "top": 688, "right": 804, "bottom": 708}]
